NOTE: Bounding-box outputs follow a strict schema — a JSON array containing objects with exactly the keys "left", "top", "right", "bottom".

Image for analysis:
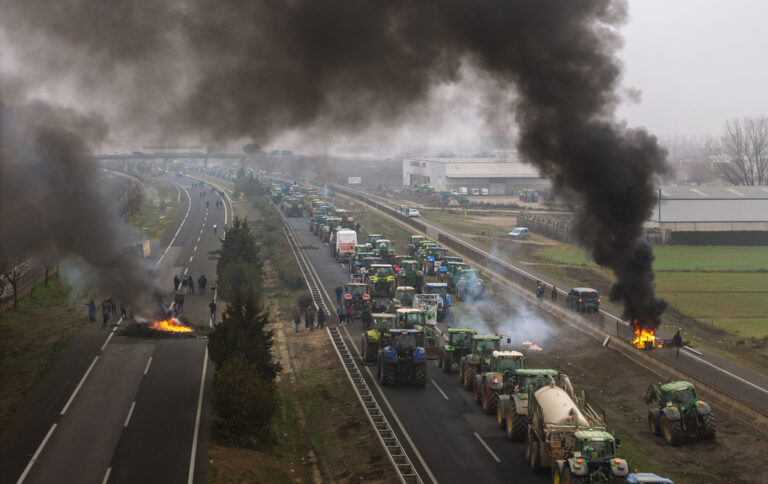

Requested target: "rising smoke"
[{"left": 1, "top": 0, "right": 667, "bottom": 327}]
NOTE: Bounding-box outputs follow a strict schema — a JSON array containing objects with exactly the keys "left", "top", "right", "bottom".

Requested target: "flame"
[
  {"left": 631, "top": 320, "right": 661, "bottom": 349},
  {"left": 150, "top": 318, "right": 193, "bottom": 333}
]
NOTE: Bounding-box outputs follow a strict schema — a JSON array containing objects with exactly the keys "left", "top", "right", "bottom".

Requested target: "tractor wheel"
[
  {"left": 414, "top": 365, "right": 427, "bottom": 387},
  {"left": 381, "top": 364, "right": 395, "bottom": 387},
  {"left": 458, "top": 361, "right": 464, "bottom": 383},
  {"left": 661, "top": 414, "right": 684, "bottom": 446},
  {"left": 473, "top": 380, "right": 482, "bottom": 404},
  {"left": 648, "top": 409, "right": 661, "bottom": 436},
  {"left": 507, "top": 406, "right": 527, "bottom": 442},
  {"left": 497, "top": 405, "right": 506, "bottom": 429},
  {"left": 528, "top": 436, "right": 541, "bottom": 471},
  {"left": 363, "top": 338, "right": 377, "bottom": 365},
  {"left": 552, "top": 466, "right": 563, "bottom": 484},
  {"left": 482, "top": 388, "right": 499, "bottom": 415},
  {"left": 700, "top": 413, "right": 716, "bottom": 439},
  {"left": 464, "top": 365, "right": 477, "bottom": 391}
]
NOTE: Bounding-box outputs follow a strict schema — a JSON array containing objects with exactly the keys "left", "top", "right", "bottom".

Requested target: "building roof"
[
  {"left": 659, "top": 185, "right": 768, "bottom": 200},
  {"left": 405, "top": 157, "right": 542, "bottom": 179}
]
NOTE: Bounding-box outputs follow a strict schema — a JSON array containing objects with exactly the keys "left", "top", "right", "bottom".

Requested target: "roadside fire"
[
  {"left": 631, "top": 320, "right": 661, "bottom": 349},
  {"left": 150, "top": 318, "right": 193, "bottom": 333}
]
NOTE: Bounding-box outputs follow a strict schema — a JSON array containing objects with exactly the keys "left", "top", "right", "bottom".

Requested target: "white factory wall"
[{"left": 656, "top": 199, "right": 768, "bottom": 224}]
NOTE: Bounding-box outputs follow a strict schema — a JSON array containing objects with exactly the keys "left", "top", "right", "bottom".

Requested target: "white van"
[
  {"left": 471, "top": 188, "right": 480, "bottom": 196},
  {"left": 459, "top": 187, "right": 468, "bottom": 195},
  {"left": 508, "top": 227, "right": 529, "bottom": 240},
  {"left": 334, "top": 229, "right": 358, "bottom": 261},
  {"left": 406, "top": 208, "right": 420, "bottom": 217},
  {"left": 480, "top": 188, "right": 489, "bottom": 196}
]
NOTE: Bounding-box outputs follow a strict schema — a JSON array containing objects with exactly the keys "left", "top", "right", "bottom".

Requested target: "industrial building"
[
  {"left": 650, "top": 185, "right": 768, "bottom": 231},
  {"left": 402, "top": 156, "right": 546, "bottom": 195}
]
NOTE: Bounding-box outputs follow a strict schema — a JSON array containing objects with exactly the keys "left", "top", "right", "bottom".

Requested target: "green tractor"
[
  {"left": 438, "top": 328, "right": 476, "bottom": 373},
  {"left": 285, "top": 197, "right": 303, "bottom": 217},
  {"left": 454, "top": 268, "right": 485, "bottom": 301},
  {"left": 472, "top": 350, "right": 526, "bottom": 414},
  {"left": 320, "top": 217, "right": 341, "bottom": 242},
  {"left": 349, "top": 251, "right": 375, "bottom": 274},
  {"left": 392, "top": 286, "right": 416, "bottom": 310},
  {"left": 551, "top": 430, "right": 629, "bottom": 484},
  {"left": 373, "top": 239, "right": 396, "bottom": 264},
  {"left": 442, "top": 261, "right": 470, "bottom": 287},
  {"left": 415, "top": 241, "right": 439, "bottom": 267},
  {"left": 367, "top": 264, "right": 396, "bottom": 297},
  {"left": 335, "top": 208, "right": 355, "bottom": 229},
  {"left": 407, "top": 235, "right": 427, "bottom": 257},
  {"left": 458, "top": 334, "right": 501, "bottom": 391},
  {"left": 395, "top": 308, "right": 440, "bottom": 358},
  {"left": 377, "top": 329, "right": 427, "bottom": 387},
  {"left": 421, "top": 246, "right": 447, "bottom": 276},
  {"left": 366, "top": 233, "right": 385, "bottom": 246},
  {"left": 395, "top": 260, "right": 424, "bottom": 293},
  {"left": 497, "top": 369, "right": 560, "bottom": 441},
  {"left": 645, "top": 381, "right": 715, "bottom": 446},
  {"left": 361, "top": 313, "right": 396, "bottom": 365}
]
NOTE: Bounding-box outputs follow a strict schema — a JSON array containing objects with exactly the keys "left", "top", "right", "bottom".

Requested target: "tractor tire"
[
  {"left": 363, "top": 338, "right": 377, "bottom": 365},
  {"left": 458, "top": 361, "right": 464, "bottom": 383},
  {"left": 497, "top": 405, "right": 506, "bottom": 429},
  {"left": 441, "top": 353, "right": 452, "bottom": 373},
  {"left": 528, "top": 435, "right": 541, "bottom": 471},
  {"left": 473, "top": 380, "right": 482, "bottom": 404},
  {"left": 464, "top": 365, "right": 477, "bottom": 391},
  {"left": 414, "top": 365, "right": 427, "bottom": 387},
  {"left": 482, "top": 388, "right": 499, "bottom": 415},
  {"left": 648, "top": 409, "right": 661, "bottom": 436},
  {"left": 700, "top": 413, "right": 716, "bottom": 439},
  {"left": 381, "top": 364, "right": 395, "bottom": 387},
  {"left": 661, "top": 414, "right": 684, "bottom": 446},
  {"left": 507, "top": 404, "right": 527, "bottom": 441}
]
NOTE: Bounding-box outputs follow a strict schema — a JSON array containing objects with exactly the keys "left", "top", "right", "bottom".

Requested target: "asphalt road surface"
[
  {"left": 0, "top": 175, "right": 229, "bottom": 484},
  {"left": 285, "top": 214, "right": 549, "bottom": 484}
]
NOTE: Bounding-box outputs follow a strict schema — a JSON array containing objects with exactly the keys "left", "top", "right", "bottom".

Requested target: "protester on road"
[
  {"left": 294, "top": 308, "right": 301, "bottom": 333},
  {"left": 189, "top": 275, "right": 195, "bottom": 295},
  {"left": 173, "top": 275, "right": 180, "bottom": 292},
  {"left": 306, "top": 306, "right": 316, "bottom": 331},
  {"left": 213, "top": 224, "right": 218, "bottom": 235},
  {"left": 362, "top": 308, "right": 372, "bottom": 331},
  {"left": 335, "top": 284, "right": 343, "bottom": 305},
  {"left": 198, "top": 275, "right": 207, "bottom": 295},
  {"left": 337, "top": 304, "right": 345, "bottom": 324},
  {"left": 209, "top": 300, "right": 217, "bottom": 323},
  {"left": 673, "top": 330, "right": 683, "bottom": 356},
  {"left": 101, "top": 304, "right": 110, "bottom": 328},
  {"left": 317, "top": 308, "right": 326, "bottom": 329},
  {"left": 345, "top": 304, "right": 354, "bottom": 325},
  {"left": 85, "top": 299, "right": 96, "bottom": 322},
  {"left": 551, "top": 286, "right": 557, "bottom": 302}
]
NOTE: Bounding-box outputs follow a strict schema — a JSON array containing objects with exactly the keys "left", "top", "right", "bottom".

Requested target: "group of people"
[
  {"left": 535, "top": 281, "right": 557, "bottom": 305},
  {"left": 294, "top": 305, "right": 326, "bottom": 332},
  {"left": 174, "top": 274, "right": 208, "bottom": 295},
  {"left": 84, "top": 297, "right": 130, "bottom": 327}
]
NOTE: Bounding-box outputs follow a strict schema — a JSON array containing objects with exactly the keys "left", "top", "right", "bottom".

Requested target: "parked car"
[
  {"left": 406, "top": 208, "right": 420, "bottom": 217},
  {"left": 567, "top": 287, "right": 601, "bottom": 312},
  {"left": 507, "top": 227, "right": 529, "bottom": 240}
]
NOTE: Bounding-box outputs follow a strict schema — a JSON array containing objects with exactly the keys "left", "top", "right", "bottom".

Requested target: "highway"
[
  {"left": 284, "top": 214, "right": 548, "bottom": 484},
  {"left": 0, "top": 175, "right": 229, "bottom": 484}
]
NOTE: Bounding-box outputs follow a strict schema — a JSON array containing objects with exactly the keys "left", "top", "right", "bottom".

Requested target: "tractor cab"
[
  {"left": 395, "top": 308, "right": 426, "bottom": 329},
  {"left": 447, "top": 328, "right": 475, "bottom": 350},
  {"left": 442, "top": 261, "right": 469, "bottom": 285},
  {"left": 424, "top": 282, "right": 450, "bottom": 321},
  {"left": 344, "top": 283, "right": 371, "bottom": 313},
  {"left": 393, "top": 286, "right": 416, "bottom": 308},
  {"left": 354, "top": 243, "right": 373, "bottom": 254},
  {"left": 407, "top": 235, "right": 426, "bottom": 256},
  {"left": 571, "top": 430, "right": 619, "bottom": 461},
  {"left": 471, "top": 335, "right": 501, "bottom": 357},
  {"left": 366, "top": 233, "right": 385, "bottom": 246},
  {"left": 349, "top": 251, "right": 375, "bottom": 274},
  {"left": 489, "top": 350, "right": 525, "bottom": 373},
  {"left": 511, "top": 369, "right": 560, "bottom": 395}
]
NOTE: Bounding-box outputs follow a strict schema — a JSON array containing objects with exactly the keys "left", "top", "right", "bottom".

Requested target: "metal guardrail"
[{"left": 274, "top": 201, "right": 422, "bottom": 484}]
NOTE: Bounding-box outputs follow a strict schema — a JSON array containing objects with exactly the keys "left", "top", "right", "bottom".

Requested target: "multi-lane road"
[
  {"left": 0, "top": 175, "right": 230, "bottom": 484},
  {"left": 284, "top": 214, "right": 548, "bottom": 484}
]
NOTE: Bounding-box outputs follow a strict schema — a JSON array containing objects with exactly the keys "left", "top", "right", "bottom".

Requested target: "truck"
[
  {"left": 644, "top": 381, "right": 715, "bottom": 446},
  {"left": 361, "top": 313, "right": 396, "bottom": 365},
  {"left": 472, "top": 350, "right": 525, "bottom": 414},
  {"left": 333, "top": 229, "right": 358, "bottom": 262},
  {"left": 438, "top": 328, "right": 475, "bottom": 373},
  {"left": 527, "top": 383, "right": 630, "bottom": 483},
  {"left": 458, "top": 334, "right": 501, "bottom": 391},
  {"left": 377, "top": 329, "right": 427, "bottom": 387},
  {"left": 497, "top": 369, "right": 561, "bottom": 441}
]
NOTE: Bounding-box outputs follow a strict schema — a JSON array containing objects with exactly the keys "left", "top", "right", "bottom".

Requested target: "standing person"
[
  {"left": 173, "top": 275, "right": 180, "bottom": 292},
  {"left": 536, "top": 285, "right": 544, "bottom": 305},
  {"left": 85, "top": 299, "right": 96, "bottom": 322},
  {"left": 345, "top": 304, "right": 354, "bottom": 325},
  {"left": 337, "top": 304, "right": 345, "bottom": 325},
  {"left": 335, "top": 284, "right": 343, "bottom": 306},
  {"left": 120, "top": 304, "right": 127, "bottom": 320},
  {"left": 209, "top": 300, "right": 217, "bottom": 323},
  {"left": 198, "top": 275, "right": 207, "bottom": 295},
  {"left": 307, "top": 306, "right": 316, "bottom": 331},
  {"left": 177, "top": 293, "right": 185, "bottom": 313},
  {"left": 189, "top": 275, "right": 195, "bottom": 295},
  {"left": 213, "top": 224, "right": 218, "bottom": 235},
  {"left": 206, "top": 200, "right": 209, "bottom": 209},
  {"left": 101, "top": 304, "right": 110, "bottom": 328},
  {"left": 551, "top": 286, "right": 557, "bottom": 302},
  {"left": 673, "top": 330, "right": 683, "bottom": 356},
  {"left": 110, "top": 298, "right": 117, "bottom": 317},
  {"left": 317, "top": 308, "right": 326, "bottom": 329},
  {"left": 293, "top": 308, "right": 301, "bottom": 333},
  {"left": 362, "top": 307, "right": 372, "bottom": 331}
]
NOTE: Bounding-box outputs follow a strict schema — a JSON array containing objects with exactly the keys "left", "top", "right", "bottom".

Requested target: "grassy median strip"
[
  {"left": 0, "top": 278, "right": 86, "bottom": 431},
  {"left": 124, "top": 177, "right": 180, "bottom": 240}
]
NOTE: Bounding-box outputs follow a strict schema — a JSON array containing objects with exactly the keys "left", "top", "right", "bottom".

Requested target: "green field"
[{"left": 538, "top": 246, "right": 768, "bottom": 272}]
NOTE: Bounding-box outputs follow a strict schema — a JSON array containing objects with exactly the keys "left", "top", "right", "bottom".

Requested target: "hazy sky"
[{"left": 618, "top": 0, "right": 768, "bottom": 139}]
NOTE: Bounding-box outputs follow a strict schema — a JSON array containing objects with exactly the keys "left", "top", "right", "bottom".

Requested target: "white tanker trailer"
[{"left": 526, "top": 380, "right": 630, "bottom": 483}]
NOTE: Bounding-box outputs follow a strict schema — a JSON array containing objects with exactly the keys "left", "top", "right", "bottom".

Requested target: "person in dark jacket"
[
  {"left": 362, "top": 308, "right": 372, "bottom": 331},
  {"left": 173, "top": 275, "right": 180, "bottom": 291},
  {"left": 209, "top": 300, "right": 217, "bottom": 323},
  {"left": 345, "top": 304, "right": 354, "bottom": 325},
  {"left": 85, "top": 299, "right": 96, "bottom": 321},
  {"left": 198, "top": 275, "right": 207, "bottom": 295},
  {"left": 317, "top": 308, "right": 326, "bottom": 329},
  {"left": 294, "top": 308, "right": 301, "bottom": 333},
  {"left": 335, "top": 284, "right": 343, "bottom": 305},
  {"left": 672, "top": 330, "right": 683, "bottom": 356}
]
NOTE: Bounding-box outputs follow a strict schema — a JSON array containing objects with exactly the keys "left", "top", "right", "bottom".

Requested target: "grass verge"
[{"left": 124, "top": 177, "right": 180, "bottom": 239}]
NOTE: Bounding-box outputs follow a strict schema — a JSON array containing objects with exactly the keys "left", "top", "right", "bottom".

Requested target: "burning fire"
[
  {"left": 631, "top": 320, "right": 661, "bottom": 349},
  {"left": 150, "top": 318, "right": 193, "bottom": 333}
]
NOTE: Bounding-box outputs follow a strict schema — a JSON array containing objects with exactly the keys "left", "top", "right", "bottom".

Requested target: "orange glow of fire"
[
  {"left": 631, "top": 320, "right": 661, "bottom": 349},
  {"left": 150, "top": 318, "right": 193, "bottom": 333}
]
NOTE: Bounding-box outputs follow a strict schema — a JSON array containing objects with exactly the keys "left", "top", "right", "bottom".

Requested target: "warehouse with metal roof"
[{"left": 650, "top": 185, "right": 768, "bottom": 231}]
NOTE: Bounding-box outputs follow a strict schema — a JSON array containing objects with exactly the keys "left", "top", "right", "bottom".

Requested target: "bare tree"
[
  {"left": 715, "top": 117, "right": 768, "bottom": 185},
  {"left": 0, "top": 253, "right": 28, "bottom": 309}
]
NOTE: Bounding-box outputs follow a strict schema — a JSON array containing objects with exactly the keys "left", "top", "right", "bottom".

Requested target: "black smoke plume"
[{"left": 2, "top": 0, "right": 668, "bottom": 327}]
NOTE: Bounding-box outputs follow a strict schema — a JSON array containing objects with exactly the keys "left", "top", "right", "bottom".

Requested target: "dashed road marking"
[
  {"left": 474, "top": 432, "right": 501, "bottom": 463},
  {"left": 144, "top": 356, "right": 153, "bottom": 375},
  {"left": 431, "top": 379, "right": 449, "bottom": 400},
  {"left": 61, "top": 356, "right": 99, "bottom": 416},
  {"left": 124, "top": 401, "right": 136, "bottom": 427},
  {"left": 16, "top": 423, "right": 57, "bottom": 483}
]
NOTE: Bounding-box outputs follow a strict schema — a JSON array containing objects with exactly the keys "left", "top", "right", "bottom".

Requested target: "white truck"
[{"left": 333, "top": 229, "right": 358, "bottom": 262}]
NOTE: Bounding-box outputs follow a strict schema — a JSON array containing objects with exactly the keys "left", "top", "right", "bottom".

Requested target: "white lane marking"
[
  {"left": 187, "top": 347, "right": 209, "bottom": 484},
  {"left": 431, "top": 379, "right": 449, "bottom": 400},
  {"left": 60, "top": 356, "right": 99, "bottom": 416},
  {"left": 124, "top": 401, "right": 137, "bottom": 427},
  {"left": 199, "top": 229, "right": 203, "bottom": 234},
  {"left": 156, "top": 183, "right": 192, "bottom": 268},
  {"left": 193, "top": 246, "right": 197, "bottom": 252},
  {"left": 201, "top": 223, "right": 205, "bottom": 229},
  {"left": 16, "top": 423, "right": 57, "bottom": 484},
  {"left": 189, "top": 256, "right": 194, "bottom": 262},
  {"left": 197, "top": 237, "right": 200, "bottom": 243},
  {"left": 343, "top": 186, "right": 768, "bottom": 396},
  {"left": 144, "top": 356, "right": 153, "bottom": 375},
  {"left": 102, "top": 467, "right": 111, "bottom": 484},
  {"left": 474, "top": 432, "right": 501, "bottom": 463},
  {"left": 184, "top": 268, "right": 189, "bottom": 275}
]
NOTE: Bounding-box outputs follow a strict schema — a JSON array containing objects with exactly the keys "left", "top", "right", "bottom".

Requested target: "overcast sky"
[{"left": 618, "top": 0, "right": 768, "bottom": 140}]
